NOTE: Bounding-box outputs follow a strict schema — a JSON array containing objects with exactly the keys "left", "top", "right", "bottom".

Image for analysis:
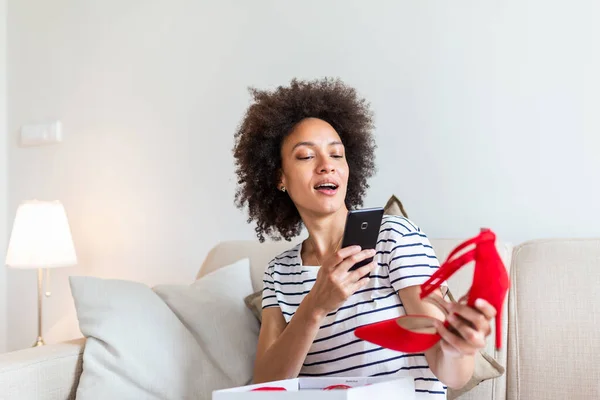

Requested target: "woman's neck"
[{"left": 302, "top": 207, "right": 348, "bottom": 262}]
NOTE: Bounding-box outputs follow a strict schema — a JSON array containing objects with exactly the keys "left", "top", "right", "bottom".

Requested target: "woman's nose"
[{"left": 317, "top": 157, "right": 335, "bottom": 173}]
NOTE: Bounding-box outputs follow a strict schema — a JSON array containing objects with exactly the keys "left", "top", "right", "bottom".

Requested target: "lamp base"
[{"left": 34, "top": 269, "right": 46, "bottom": 348}]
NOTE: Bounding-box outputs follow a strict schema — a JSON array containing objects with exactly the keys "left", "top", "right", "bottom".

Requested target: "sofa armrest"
[{"left": 0, "top": 338, "right": 85, "bottom": 400}]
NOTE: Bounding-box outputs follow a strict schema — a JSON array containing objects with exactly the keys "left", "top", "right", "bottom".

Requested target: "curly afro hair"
[{"left": 233, "top": 77, "right": 377, "bottom": 242}]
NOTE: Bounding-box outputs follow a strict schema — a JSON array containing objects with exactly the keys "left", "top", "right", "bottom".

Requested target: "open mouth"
[{"left": 314, "top": 182, "right": 339, "bottom": 195}]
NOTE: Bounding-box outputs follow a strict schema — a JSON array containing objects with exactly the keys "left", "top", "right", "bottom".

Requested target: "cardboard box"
[{"left": 212, "top": 376, "right": 416, "bottom": 400}]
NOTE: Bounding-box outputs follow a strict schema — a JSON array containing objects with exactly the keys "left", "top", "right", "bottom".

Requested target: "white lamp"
[{"left": 5, "top": 200, "right": 78, "bottom": 346}]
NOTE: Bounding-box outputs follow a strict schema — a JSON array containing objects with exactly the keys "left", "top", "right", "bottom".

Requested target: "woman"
[{"left": 233, "top": 78, "right": 496, "bottom": 397}]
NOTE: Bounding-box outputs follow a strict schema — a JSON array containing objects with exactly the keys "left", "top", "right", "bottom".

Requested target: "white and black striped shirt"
[{"left": 262, "top": 215, "right": 447, "bottom": 397}]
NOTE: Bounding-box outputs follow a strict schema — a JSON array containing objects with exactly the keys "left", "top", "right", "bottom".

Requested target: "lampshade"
[{"left": 5, "top": 200, "right": 78, "bottom": 269}]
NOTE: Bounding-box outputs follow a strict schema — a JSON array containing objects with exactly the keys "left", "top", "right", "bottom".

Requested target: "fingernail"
[{"left": 475, "top": 298, "right": 485, "bottom": 308}]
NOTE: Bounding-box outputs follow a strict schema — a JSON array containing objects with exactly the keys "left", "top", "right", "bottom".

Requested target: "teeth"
[{"left": 317, "top": 183, "right": 337, "bottom": 189}]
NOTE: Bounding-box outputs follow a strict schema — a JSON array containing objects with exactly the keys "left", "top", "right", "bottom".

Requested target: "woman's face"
[{"left": 279, "top": 118, "right": 349, "bottom": 217}]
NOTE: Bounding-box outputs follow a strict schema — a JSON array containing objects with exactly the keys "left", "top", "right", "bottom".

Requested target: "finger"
[
  {"left": 474, "top": 298, "right": 497, "bottom": 320},
  {"left": 424, "top": 293, "right": 453, "bottom": 316},
  {"left": 446, "top": 313, "right": 486, "bottom": 349},
  {"left": 448, "top": 303, "right": 490, "bottom": 333},
  {"left": 330, "top": 246, "right": 362, "bottom": 268},
  {"left": 336, "top": 245, "right": 363, "bottom": 259},
  {"left": 350, "top": 276, "right": 371, "bottom": 293},
  {"left": 348, "top": 261, "right": 377, "bottom": 282},
  {"left": 434, "top": 320, "right": 477, "bottom": 356},
  {"left": 457, "top": 289, "right": 470, "bottom": 304},
  {"left": 439, "top": 338, "right": 462, "bottom": 357},
  {"left": 338, "top": 249, "right": 377, "bottom": 273}
]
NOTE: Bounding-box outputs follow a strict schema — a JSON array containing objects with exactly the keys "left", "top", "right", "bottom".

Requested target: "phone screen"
[{"left": 341, "top": 207, "right": 384, "bottom": 271}]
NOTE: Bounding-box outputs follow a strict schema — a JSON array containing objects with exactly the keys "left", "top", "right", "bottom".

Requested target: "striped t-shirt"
[{"left": 262, "top": 215, "right": 447, "bottom": 397}]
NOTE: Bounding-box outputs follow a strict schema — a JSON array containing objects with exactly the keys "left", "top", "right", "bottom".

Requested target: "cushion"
[
  {"left": 154, "top": 262, "right": 260, "bottom": 385},
  {"left": 71, "top": 258, "right": 258, "bottom": 400},
  {"left": 243, "top": 290, "right": 263, "bottom": 323},
  {"left": 507, "top": 239, "right": 600, "bottom": 399},
  {"left": 384, "top": 194, "right": 410, "bottom": 217}
]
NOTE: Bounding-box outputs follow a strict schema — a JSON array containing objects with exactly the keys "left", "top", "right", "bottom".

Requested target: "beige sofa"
[{"left": 0, "top": 237, "right": 599, "bottom": 399}]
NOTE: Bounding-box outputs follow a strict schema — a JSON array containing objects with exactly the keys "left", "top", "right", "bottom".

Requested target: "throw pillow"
[
  {"left": 154, "top": 261, "right": 260, "bottom": 386},
  {"left": 452, "top": 351, "right": 505, "bottom": 397},
  {"left": 71, "top": 257, "right": 257, "bottom": 400},
  {"left": 243, "top": 290, "right": 263, "bottom": 323},
  {"left": 384, "top": 194, "right": 409, "bottom": 217}
]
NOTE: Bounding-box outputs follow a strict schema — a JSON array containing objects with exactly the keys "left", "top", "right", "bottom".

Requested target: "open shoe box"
[{"left": 212, "top": 376, "right": 416, "bottom": 400}]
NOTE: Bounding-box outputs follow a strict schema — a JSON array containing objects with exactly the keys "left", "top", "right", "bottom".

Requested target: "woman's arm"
[
  {"left": 253, "top": 246, "right": 377, "bottom": 383},
  {"left": 399, "top": 286, "right": 494, "bottom": 390},
  {"left": 252, "top": 299, "right": 324, "bottom": 383},
  {"left": 255, "top": 296, "right": 473, "bottom": 386}
]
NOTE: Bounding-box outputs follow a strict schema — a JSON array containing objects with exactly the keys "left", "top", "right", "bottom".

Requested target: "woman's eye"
[
  {"left": 331, "top": 154, "right": 344, "bottom": 159},
  {"left": 297, "top": 155, "right": 314, "bottom": 160}
]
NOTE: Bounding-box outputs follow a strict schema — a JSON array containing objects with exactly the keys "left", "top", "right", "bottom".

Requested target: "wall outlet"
[{"left": 20, "top": 121, "right": 63, "bottom": 146}]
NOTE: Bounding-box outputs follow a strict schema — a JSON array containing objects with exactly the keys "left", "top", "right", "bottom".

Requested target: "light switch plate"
[{"left": 20, "top": 121, "right": 63, "bottom": 146}]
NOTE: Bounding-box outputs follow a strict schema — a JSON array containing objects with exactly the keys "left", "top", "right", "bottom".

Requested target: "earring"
[{"left": 280, "top": 187, "right": 286, "bottom": 193}]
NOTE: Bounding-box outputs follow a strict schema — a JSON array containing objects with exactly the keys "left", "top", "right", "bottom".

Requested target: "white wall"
[
  {"left": 6, "top": 0, "right": 600, "bottom": 350},
  {"left": 0, "top": 0, "right": 6, "bottom": 354}
]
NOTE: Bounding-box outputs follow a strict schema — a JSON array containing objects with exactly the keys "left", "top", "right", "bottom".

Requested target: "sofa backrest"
[
  {"left": 507, "top": 239, "right": 600, "bottom": 400},
  {"left": 197, "top": 236, "right": 513, "bottom": 400},
  {"left": 197, "top": 239, "right": 302, "bottom": 291}
]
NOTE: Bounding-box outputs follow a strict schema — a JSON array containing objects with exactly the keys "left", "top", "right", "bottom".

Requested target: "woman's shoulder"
[
  {"left": 377, "top": 214, "right": 431, "bottom": 249},
  {"left": 380, "top": 214, "right": 422, "bottom": 235},
  {"left": 265, "top": 243, "right": 302, "bottom": 271}
]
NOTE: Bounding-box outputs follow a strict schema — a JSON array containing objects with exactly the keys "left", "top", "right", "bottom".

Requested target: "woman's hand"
[
  {"left": 432, "top": 295, "right": 497, "bottom": 357},
  {"left": 305, "top": 246, "right": 377, "bottom": 319}
]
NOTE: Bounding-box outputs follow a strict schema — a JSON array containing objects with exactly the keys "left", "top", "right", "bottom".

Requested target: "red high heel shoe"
[{"left": 354, "top": 228, "right": 509, "bottom": 353}]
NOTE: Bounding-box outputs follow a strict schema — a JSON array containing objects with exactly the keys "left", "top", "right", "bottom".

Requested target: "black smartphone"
[{"left": 341, "top": 207, "right": 384, "bottom": 271}]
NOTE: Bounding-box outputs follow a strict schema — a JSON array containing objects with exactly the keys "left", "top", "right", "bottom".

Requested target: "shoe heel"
[
  {"left": 473, "top": 231, "right": 509, "bottom": 350},
  {"left": 495, "top": 310, "right": 502, "bottom": 350}
]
